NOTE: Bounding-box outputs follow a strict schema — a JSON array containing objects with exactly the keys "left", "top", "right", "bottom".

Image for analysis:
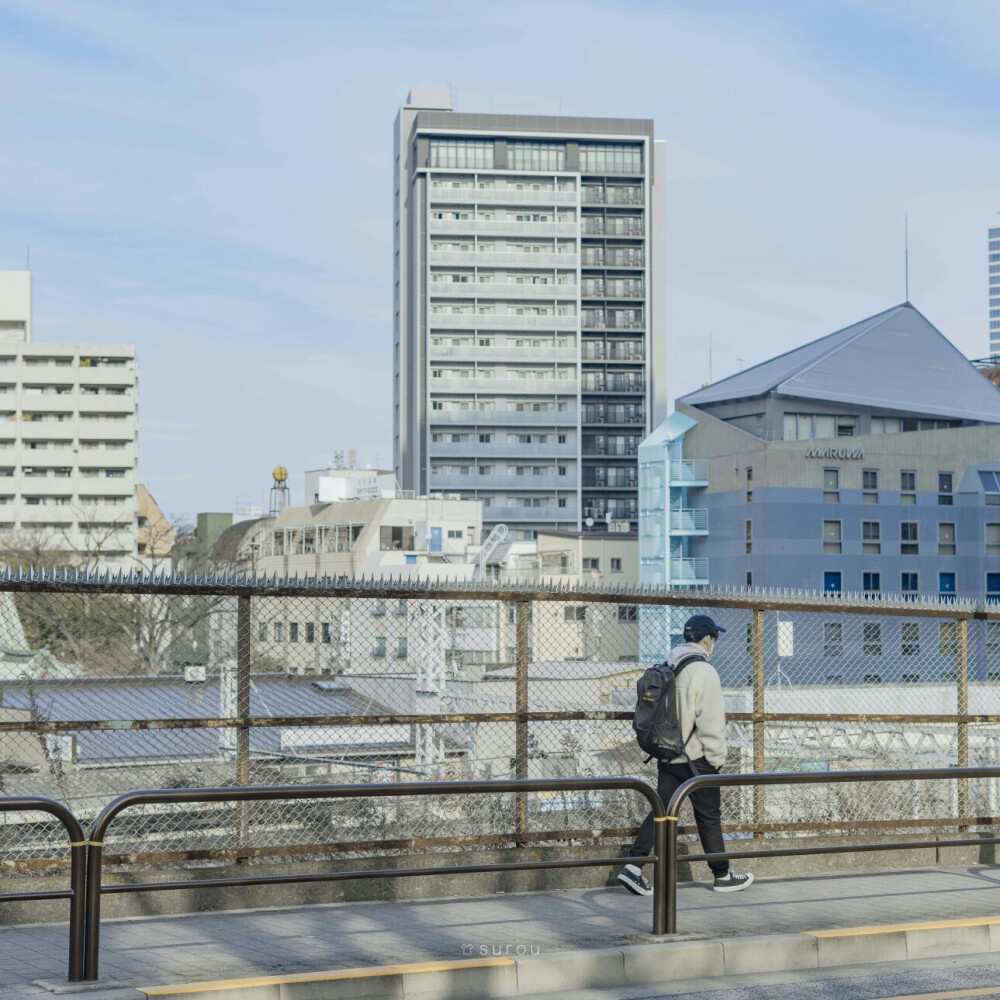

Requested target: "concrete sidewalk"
[{"left": 7, "top": 864, "right": 1000, "bottom": 999}]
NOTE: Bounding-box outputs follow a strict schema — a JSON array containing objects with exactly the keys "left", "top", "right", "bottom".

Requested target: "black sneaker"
[
  {"left": 713, "top": 871, "right": 754, "bottom": 893},
  {"left": 617, "top": 865, "right": 653, "bottom": 896}
]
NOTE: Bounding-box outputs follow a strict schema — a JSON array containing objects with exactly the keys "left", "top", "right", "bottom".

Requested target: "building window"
[
  {"left": 862, "top": 469, "right": 878, "bottom": 503},
  {"left": 988, "top": 573, "right": 1000, "bottom": 603},
  {"left": 938, "top": 523, "right": 956, "bottom": 556},
  {"left": 823, "top": 520, "right": 842, "bottom": 554},
  {"left": 939, "top": 572, "right": 956, "bottom": 599},
  {"left": 900, "top": 522, "right": 918, "bottom": 555},
  {"left": 583, "top": 557, "right": 600, "bottom": 572},
  {"left": 374, "top": 636, "right": 387, "bottom": 658},
  {"left": 938, "top": 472, "right": 954, "bottom": 506},
  {"left": 509, "top": 141, "right": 566, "bottom": 171},
  {"left": 863, "top": 673, "right": 882, "bottom": 684},
  {"left": 824, "top": 623, "right": 843, "bottom": 657},
  {"left": 746, "top": 571, "right": 753, "bottom": 588},
  {"left": 305, "top": 623, "right": 315, "bottom": 643},
  {"left": 289, "top": 622, "right": 299, "bottom": 643},
  {"left": 396, "top": 638, "right": 408, "bottom": 659},
  {"left": 901, "top": 672, "right": 920, "bottom": 683},
  {"left": 901, "top": 572, "right": 919, "bottom": 597},
  {"left": 380, "top": 526, "right": 415, "bottom": 551},
  {"left": 322, "top": 622, "right": 332, "bottom": 644},
  {"left": 611, "top": 557, "right": 622, "bottom": 573},
  {"left": 618, "top": 605, "right": 638, "bottom": 623},
  {"left": 978, "top": 471, "right": 1000, "bottom": 505},
  {"left": 825, "top": 674, "right": 843, "bottom": 685},
  {"left": 901, "top": 622, "right": 920, "bottom": 656},
  {"left": 824, "top": 571, "right": 842, "bottom": 593},
  {"left": 258, "top": 623, "right": 268, "bottom": 643},
  {"left": 901, "top": 470, "right": 916, "bottom": 504},
  {"left": 863, "top": 622, "right": 882, "bottom": 656},
  {"left": 746, "top": 466, "right": 753, "bottom": 503},
  {"left": 273, "top": 622, "right": 283, "bottom": 643},
  {"left": 939, "top": 622, "right": 958, "bottom": 656},
  {"left": 863, "top": 572, "right": 881, "bottom": 594},
  {"left": 746, "top": 519, "right": 753, "bottom": 554},
  {"left": 987, "top": 524, "right": 1000, "bottom": 556},
  {"left": 429, "top": 139, "right": 494, "bottom": 169},
  {"left": 823, "top": 468, "right": 840, "bottom": 502},
  {"left": 579, "top": 143, "right": 642, "bottom": 173},
  {"left": 564, "top": 606, "right": 586, "bottom": 622},
  {"left": 862, "top": 520, "right": 881, "bottom": 555}
]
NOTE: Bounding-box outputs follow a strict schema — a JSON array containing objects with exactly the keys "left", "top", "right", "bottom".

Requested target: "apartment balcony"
[
  {"left": 581, "top": 348, "right": 646, "bottom": 363},
  {"left": 581, "top": 316, "right": 645, "bottom": 331},
  {"left": 669, "top": 508, "right": 709, "bottom": 534},
  {"left": 581, "top": 223, "right": 645, "bottom": 238},
  {"left": 431, "top": 409, "right": 578, "bottom": 426},
  {"left": 581, "top": 411, "right": 646, "bottom": 426},
  {"left": 430, "top": 441, "right": 576, "bottom": 458},
  {"left": 429, "top": 251, "right": 579, "bottom": 269},
  {"left": 497, "top": 505, "right": 579, "bottom": 521},
  {"left": 430, "top": 377, "right": 578, "bottom": 394},
  {"left": 581, "top": 190, "right": 644, "bottom": 207},
  {"left": 430, "top": 281, "right": 578, "bottom": 299},
  {"left": 429, "top": 313, "right": 579, "bottom": 331},
  {"left": 583, "top": 477, "right": 638, "bottom": 490},
  {"left": 669, "top": 558, "right": 710, "bottom": 585},
  {"left": 581, "top": 380, "right": 646, "bottom": 395},
  {"left": 581, "top": 253, "right": 645, "bottom": 268},
  {"left": 429, "top": 346, "right": 578, "bottom": 363},
  {"left": 582, "top": 446, "right": 638, "bottom": 457},
  {"left": 580, "top": 287, "right": 645, "bottom": 300},
  {"left": 430, "top": 187, "right": 578, "bottom": 206},
  {"left": 668, "top": 460, "right": 709, "bottom": 486},
  {"left": 432, "top": 474, "right": 572, "bottom": 490},
  {"left": 430, "top": 219, "right": 579, "bottom": 237},
  {"left": 76, "top": 395, "right": 137, "bottom": 414}
]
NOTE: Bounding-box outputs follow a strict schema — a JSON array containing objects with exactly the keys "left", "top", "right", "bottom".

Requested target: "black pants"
[{"left": 627, "top": 758, "right": 728, "bottom": 877}]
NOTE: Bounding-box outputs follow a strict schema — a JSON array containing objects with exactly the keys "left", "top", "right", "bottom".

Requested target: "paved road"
[
  {"left": 519, "top": 952, "right": 1000, "bottom": 999},
  {"left": 5, "top": 865, "right": 1000, "bottom": 995}
]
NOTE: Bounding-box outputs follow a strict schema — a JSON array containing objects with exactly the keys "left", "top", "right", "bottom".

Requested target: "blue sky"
[{"left": 1, "top": 0, "right": 998, "bottom": 518}]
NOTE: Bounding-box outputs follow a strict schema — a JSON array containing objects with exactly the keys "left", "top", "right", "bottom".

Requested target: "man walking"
[{"left": 617, "top": 614, "right": 753, "bottom": 895}]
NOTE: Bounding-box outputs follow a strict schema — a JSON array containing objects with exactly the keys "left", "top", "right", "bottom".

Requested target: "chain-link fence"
[{"left": 2, "top": 570, "right": 999, "bottom": 876}]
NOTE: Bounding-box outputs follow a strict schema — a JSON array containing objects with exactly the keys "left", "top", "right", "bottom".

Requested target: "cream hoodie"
[{"left": 665, "top": 642, "right": 727, "bottom": 768}]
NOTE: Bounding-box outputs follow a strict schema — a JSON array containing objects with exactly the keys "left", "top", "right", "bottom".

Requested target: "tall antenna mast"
[{"left": 904, "top": 213, "right": 909, "bottom": 302}]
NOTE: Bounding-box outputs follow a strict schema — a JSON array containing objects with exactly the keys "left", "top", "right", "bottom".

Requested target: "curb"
[{"left": 42, "top": 916, "right": 1000, "bottom": 1000}]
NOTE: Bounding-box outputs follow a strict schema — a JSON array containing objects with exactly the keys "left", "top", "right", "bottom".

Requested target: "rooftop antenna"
[
  {"left": 708, "top": 333, "right": 713, "bottom": 383},
  {"left": 737, "top": 357, "right": 746, "bottom": 372},
  {"left": 904, "top": 213, "right": 909, "bottom": 302}
]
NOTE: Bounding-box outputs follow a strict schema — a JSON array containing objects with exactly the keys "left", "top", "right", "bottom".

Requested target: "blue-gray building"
[
  {"left": 637, "top": 304, "right": 1000, "bottom": 683},
  {"left": 640, "top": 303, "right": 1000, "bottom": 600}
]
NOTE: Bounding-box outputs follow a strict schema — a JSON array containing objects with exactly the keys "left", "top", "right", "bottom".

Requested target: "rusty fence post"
[
  {"left": 751, "top": 608, "right": 766, "bottom": 837},
  {"left": 957, "top": 617, "right": 970, "bottom": 829},
  {"left": 236, "top": 594, "right": 252, "bottom": 861},
  {"left": 515, "top": 599, "right": 531, "bottom": 845}
]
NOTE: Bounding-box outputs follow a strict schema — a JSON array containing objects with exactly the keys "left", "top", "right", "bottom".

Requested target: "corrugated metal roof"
[{"left": 679, "top": 304, "right": 1000, "bottom": 423}]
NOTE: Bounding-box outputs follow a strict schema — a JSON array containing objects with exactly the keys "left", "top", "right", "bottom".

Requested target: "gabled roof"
[{"left": 679, "top": 304, "right": 1000, "bottom": 424}]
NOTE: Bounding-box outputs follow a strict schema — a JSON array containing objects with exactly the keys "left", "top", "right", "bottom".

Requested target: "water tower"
[{"left": 269, "top": 466, "right": 290, "bottom": 517}]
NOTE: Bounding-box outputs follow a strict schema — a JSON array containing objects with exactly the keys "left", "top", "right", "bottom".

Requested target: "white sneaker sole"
[
  {"left": 616, "top": 871, "right": 653, "bottom": 896},
  {"left": 713, "top": 872, "right": 754, "bottom": 893}
]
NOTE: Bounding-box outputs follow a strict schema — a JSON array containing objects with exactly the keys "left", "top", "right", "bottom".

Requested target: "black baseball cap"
[{"left": 683, "top": 615, "right": 726, "bottom": 641}]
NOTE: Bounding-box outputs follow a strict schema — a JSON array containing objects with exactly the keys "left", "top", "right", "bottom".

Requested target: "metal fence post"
[
  {"left": 957, "top": 617, "right": 970, "bottom": 828},
  {"left": 751, "top": 608, "right": 765, "bottom": 837},
  {"left": 236, "top": 594, "right": 252, "bottom": 861},
  {"left": 515, "top": 599, "right": 531, "bottom": 844}
]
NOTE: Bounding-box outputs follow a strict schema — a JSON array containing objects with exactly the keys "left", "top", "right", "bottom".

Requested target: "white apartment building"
[
  {"left": 394, "top": 88, "right": 666, "bottom": 542},
  {"left": 0, "top": 272, "right": 138, "bottom": 568}
]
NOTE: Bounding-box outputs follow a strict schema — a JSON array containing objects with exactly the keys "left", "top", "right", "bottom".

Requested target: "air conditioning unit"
[
  {"left": 609, "top": 520, "right": 631, "bottom": 533},
  {"left": 183, "top": 664, "right": 207, "bottom": 683}
]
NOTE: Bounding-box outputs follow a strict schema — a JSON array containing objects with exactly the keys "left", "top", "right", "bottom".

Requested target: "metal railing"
[
  {"left": 0, "top": 796, "right": 86, "bottom": 981},
  {"left": 82, "top": 777, "right": 665, "bottom": 981},
  {"left": 663, "top": 766, "right": 1000, "bottom": 933}
]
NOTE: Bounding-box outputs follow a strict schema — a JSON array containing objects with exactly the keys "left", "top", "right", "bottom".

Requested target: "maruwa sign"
[{"left": 804, "top": 446, "right": 865, "bottom": 460}]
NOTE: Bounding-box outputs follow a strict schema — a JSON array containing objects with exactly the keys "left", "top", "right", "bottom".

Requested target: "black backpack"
[{"left": 632, "top": 654, "right": 705, "bottom": 762}]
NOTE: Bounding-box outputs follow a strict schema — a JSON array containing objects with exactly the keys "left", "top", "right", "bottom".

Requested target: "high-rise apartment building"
[
  {"left": 0, "top": 271, "right": 139, "bottom": 568},
  {"left": 990, "top": 223, "right": 1000, "bottom": 355},
  {"left": 394, "top": 88, "right": 665, "bottom": 540}
]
